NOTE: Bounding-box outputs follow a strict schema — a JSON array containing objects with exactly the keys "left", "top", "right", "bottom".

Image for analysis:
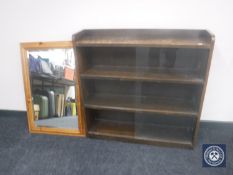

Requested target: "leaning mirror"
[{"left": 21, "top": 42, "right": 84, "bottom": 136}]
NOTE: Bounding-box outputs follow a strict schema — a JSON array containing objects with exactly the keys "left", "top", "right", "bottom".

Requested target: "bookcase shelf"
[
  {"left": 84, "top": 94, "right": 198, "bottom": 116},
  {"left": 80, "top": 66, "right": 204, "bottom": 84},
  {"left": 73, "top": 29, "right": 214, "bottom": 148}
]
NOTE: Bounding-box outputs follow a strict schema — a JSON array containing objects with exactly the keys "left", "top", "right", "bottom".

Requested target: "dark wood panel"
[
  {"left": 73, "top": 29, "right": 215, "bottom": 148},
  {"left": 74, "top": 29, "right": 212, "bottom": 48},
  {"left": 90, "top": 120, "right": 134, "bottom": 137},
  {"left": 135, "top": 123, "right": 193, "bottom": 144}
]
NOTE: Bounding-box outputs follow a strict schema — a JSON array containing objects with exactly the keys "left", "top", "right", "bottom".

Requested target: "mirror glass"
[{"left": 27, "top": 48, "right": 78, "bottom": 130}]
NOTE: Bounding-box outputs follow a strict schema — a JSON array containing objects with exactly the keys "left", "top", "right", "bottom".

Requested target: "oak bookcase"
[{"left": 73, "top": 29, "right": 215, "bottom": 148}]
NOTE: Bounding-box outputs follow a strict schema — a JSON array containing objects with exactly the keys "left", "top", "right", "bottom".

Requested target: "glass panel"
[
  {"left": 27, "top": 48, "right": 78, "bottom": 129},
  {"left": 79, "top": 47, "right": 209, "bottom": 82},
  {"left": 78, "top": 46, "right": 208, "bottom": 144},
  {"left": 86, "top": 109, "right": 196, "bottom": 144}
]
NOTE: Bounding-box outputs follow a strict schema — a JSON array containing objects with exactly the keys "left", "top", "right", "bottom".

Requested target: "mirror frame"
[{"left": 20, "top": 41, "right": 85, "bottom": 136}]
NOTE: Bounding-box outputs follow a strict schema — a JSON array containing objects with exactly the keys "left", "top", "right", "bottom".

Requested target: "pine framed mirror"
[{"left": 20, "top": 41, "right": 85, "bottom": 136}]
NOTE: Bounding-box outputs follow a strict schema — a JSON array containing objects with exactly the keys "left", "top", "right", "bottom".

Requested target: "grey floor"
[
  {"left": 0, "top": 115, "right": 232, "bottom": 175},
  {"left": 35, "top": 116, "right": 78, "bottom": 129}
]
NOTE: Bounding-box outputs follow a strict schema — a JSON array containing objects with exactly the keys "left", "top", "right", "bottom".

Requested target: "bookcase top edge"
[{"left": 73, "top": 29, "right": 214, "bottom": 48}]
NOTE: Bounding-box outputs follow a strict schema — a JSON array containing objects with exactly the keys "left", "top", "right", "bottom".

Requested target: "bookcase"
[{"left": 73, "top": 29, "right": 215, "bottom": 148}]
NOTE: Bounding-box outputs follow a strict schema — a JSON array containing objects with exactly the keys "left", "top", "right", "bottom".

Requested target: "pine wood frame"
[{"left": 20, "top": 41, "right": 85, "bottom": 137}]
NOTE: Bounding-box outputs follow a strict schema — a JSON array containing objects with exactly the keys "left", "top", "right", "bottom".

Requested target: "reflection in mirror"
[{"left": 27, "top": 48, "right": 78, "bottom": 129}]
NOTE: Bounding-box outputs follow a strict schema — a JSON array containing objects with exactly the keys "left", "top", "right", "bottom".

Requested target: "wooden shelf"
[
  {"left": 74, "top": 29, "right": 213, "bottom": 48},
  {"left": 88, "top": 120, "right": 193, "bottom": 147},
  {"left": 85, "top": 94, "right": 198, "bottom": 116},
  {"left": 81, "top": 66, "right": 204, "bottom": 84},
  {"left": 30, "top": 72, "right": 75, "bottom": 86}
]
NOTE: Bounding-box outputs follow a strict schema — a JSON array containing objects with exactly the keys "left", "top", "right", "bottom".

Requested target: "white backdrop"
[{"left": 0, "top": 0, "right": 232, "bottom": 121}]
